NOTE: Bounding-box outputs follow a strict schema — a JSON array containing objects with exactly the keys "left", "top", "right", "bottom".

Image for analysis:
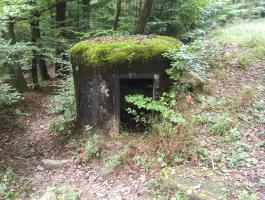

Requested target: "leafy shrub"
[
  {"left": 225, "top": 128, "right": 241, "bottom": 142},
  {"left": 235, "top": 141, "right": 251, "bottom": 152},
  {"left": 171, "top": 155, "right": 185, "bottom": 166},
  {"left": 200, "top": 0, "right": 234, "bottom": 28},
  {"left": 100, "top": 150, "right": 127, "bottom": 176},
  {"left": 192, "top": 142, "right": 209, "bottom": 164},
  {"left": 125, "top": 94, "right": 184, "bottom": 125},
  {"left": 49, "top": 77, "right": 76, "bottom": 137},
  {"left": 136, "top": 153, "right": 152, "bottom": 172},
  {"left": 210, "top": 115, "right": 232, "bottom": 135},
  {"left": 236, "top": 85, "right": 257, "bottom": 106},
  {"left": 80, "top": 134, "right": 101, "bottom": 163},
  {"left": 228, "top": 152, "right": 249, "bottom": 168},
  {"left": 197, "top": 112, "right": 213, "bottom": 125},
  {"left": 0, "top": 41, "right": 34, "bottom": 70},
  {"left": 235, "top": 52, "right": 252, "bottom": 68},
  {"left": 164, "top": 40, "right": 210, "bottom": 80},
  {"left": 238, "top": 190, "right": 257, "bottom": 200},
  {"left": 149, "top": 118, "right": 177, "bottom": 138},
  {"left": 0, "top": 83, "right": 22, "bottom": 109},
  {"left": 0, "top": 168, "right": 17, "bottom": 200}
]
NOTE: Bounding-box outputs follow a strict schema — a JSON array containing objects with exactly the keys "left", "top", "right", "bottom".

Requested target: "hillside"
[{"left": 0, "top": 19, "right": 264, "bottom": 200}]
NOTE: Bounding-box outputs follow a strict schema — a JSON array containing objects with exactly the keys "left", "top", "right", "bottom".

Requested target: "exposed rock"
[
  {"left": 182, "top": 71, "right": 205, "bottom": 92},
  {"left": 40, "top": 191, "right": 57, "bottom": 200},
  {"left": 160, "top": 167, "right": 227, "bottom": 200},
  {"left": 42, "top": 159, "right": 73, "bottom": 170}
]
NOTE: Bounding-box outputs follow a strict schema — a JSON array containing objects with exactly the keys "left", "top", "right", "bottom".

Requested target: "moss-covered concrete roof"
[{"left": 70, "top": 35, "right": 181, "bottom": 68}]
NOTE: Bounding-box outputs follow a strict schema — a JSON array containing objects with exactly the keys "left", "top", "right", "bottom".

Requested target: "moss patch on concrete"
[{"left": 70, "top": 35, "right": 181, "bottom": 68}]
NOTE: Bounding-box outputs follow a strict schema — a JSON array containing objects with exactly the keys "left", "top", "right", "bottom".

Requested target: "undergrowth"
[
  {"left": 49, "top": 77, "right": 76, "bottom": 142},
  {"left": 212, "top": 19, "right": 265, "bottom": 64}
]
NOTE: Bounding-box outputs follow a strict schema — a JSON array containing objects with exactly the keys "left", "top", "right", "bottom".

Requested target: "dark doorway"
[{"left": 119, "top": 78, "right": 154, "bottom": 132}]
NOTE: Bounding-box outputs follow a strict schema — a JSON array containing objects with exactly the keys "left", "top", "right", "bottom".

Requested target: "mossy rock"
[
  {"left": 70, "top": 35, "right": 181, "bottom": 69},
  {"left": 181, "top": 71, "right": 205, "bottom": 92}
]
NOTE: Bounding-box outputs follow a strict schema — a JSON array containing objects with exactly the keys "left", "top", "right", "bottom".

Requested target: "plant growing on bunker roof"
[{"left": 70, "top": 35, "right": 181, "bottom": 68}]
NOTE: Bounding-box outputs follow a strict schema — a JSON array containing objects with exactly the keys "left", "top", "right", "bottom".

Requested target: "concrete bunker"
[{"left": 70, "top": 35, "right": 180, "bottom": 136}]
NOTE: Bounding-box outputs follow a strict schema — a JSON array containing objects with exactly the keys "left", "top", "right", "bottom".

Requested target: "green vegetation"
[
  {"left": 145, "top": 177, "right": 187, "bottom": 200},
  {"left": 228, "top": 152, "right": 250, "bottom": 168},
  {"left": 76, "top": 134, "right": 102, "bottom": 163},
  {"left": 49, "top": 77, "right": 76, "bottom": 141},
  {"left": 238, "top": 190, "right": 257, "bottom": 200},
  {"left": 210, "top": 115, "right": 232, "bottom": 135},
  {"left": 213, "top": 19, "right": 265, "bottom": 48},
  {"left": 235, "top": 85, "right": 257, "bottom": 107},
  {"left": 45, "top": 186, "right": 80, "bottom": 200},
  {"left": 70, "top": 36, "right": 180, "bottom": 68},
  {"left": 225, "top": 128, "right": 241, "bottom": 142},
  {"left": 0, "top": 0, "right": 265, "bottom": 199},
  {"left": 125, "top": 94, "right": 184, "bottom": 124},
  {"left": 99, "top": 150, "right": 128, "bottom": 176},
  {"left": 136, "top": 153, "right": 153, "bottom": 172},
  {"left": 0, "top": 168, "right": 17, "bottom": 199},
  {"left": 213, "top": 19, "right": 265, "bottom": 62},
  {"left": 0, "top": 83, "right": 22, "bottom": 109}
]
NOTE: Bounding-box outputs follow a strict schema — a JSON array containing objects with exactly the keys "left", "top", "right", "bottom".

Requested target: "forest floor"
[
  {"left": 0, "top": 81, "right": 150, "bottom": 200},
  {"left": 1, "top": 20, "right": 265, "bottom": 200}
]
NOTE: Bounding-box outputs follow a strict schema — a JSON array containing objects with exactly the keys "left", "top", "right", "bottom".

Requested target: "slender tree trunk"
[
  {"left": 55, "top": 1, "right": 67, "bottom": 77},
  {"left": 30, "top": 10, "right": 50, "bottom": 82},
  {"left": 31, "top": 49, "right": 39, "bottom": 89},
  {"left": 7, "top": 18, "right": 28, "bottom": 92},
  {"left": 134, "top": 0, "right": 154, "bottom": 34},
  {"left": 82, "top": 0, "right": 91, "bottom": 30},
  {"left": 36, "top": 25, "right": 50, "bottom": 81},
  {"left": 38, "top": 55, "right": 50, "bottom": 80},
  {"left": 112, "top": 0, "right": 122, "bottom": 31},
  {"left": 8, "top": 20, "right": 16, "bottom": 45},
  {"left": 30, "top": 13, "right": 40, "bottom": 89}
]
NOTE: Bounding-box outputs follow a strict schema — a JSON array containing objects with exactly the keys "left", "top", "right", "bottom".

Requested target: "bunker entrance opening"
[{"left": 119, "top": 78, "right": 154, "bottom": 132}]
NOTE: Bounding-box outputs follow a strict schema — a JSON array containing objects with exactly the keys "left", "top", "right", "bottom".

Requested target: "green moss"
[{"left": 70, "top": 35, "right": 181, "bottom": 68}]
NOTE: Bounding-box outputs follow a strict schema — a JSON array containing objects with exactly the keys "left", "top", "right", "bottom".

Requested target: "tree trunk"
[
  {"left": 31, "top": 49, "right": 39, "bottom": 89},
  {"left": 30, "top": 11, "right": 40, "bottom": 89},
  {"left": 38, "top": 55, "right": 50, "bottom": 80},
  {"left": 134, "top": 0, "right": 154, "bottom": 34},
  {"left": 112, "top": 0, "right": 122, "bottom": 31},
  {"left": 8, "top": 20, "right": 16, "bottom": 45},
  {"left": 7, "top": 18, "right": 28, "bottom": 92},
  {"left": 55, "top": 1, "right": 67, "bottom": 77},
  {"left": 30, "top": 9, "right": 50, "bottom": 82},
  {"left": 82, "top": 0, "right": 91, "bottom": 29}
]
